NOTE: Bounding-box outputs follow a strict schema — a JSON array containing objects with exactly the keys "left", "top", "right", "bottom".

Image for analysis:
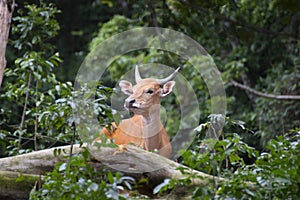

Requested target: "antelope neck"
[{"left": 140, "top": 105, "right": 161, "bottom": 125}]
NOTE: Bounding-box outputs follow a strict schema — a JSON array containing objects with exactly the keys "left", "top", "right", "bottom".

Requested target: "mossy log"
[
  {"left": 0, "top": 145, "right": 81, "bottom": 200},
  {"left": 0, "top": 171, "right": 42, "bottom": 200}
]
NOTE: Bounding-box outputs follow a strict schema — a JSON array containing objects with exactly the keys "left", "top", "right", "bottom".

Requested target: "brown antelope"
[{"left": 101, "top": 65, "right": 180, "bottom": 158}]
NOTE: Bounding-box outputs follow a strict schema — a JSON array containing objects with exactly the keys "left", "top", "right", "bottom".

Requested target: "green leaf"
[
  {"left": 107, "top": 172, "right": 114, "bottom": 184},
  {"left": 16, "top": 175, "right": 25, "bottom": 182}
]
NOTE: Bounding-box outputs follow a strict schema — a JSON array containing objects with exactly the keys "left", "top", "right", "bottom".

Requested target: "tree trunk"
[{"left": 0, "top": 0, "right": 15, "bottom": 88}]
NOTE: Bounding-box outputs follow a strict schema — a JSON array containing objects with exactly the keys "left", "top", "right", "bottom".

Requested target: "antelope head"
[{"left": 119, "top": 65, "right": 180, "bottom": 118}]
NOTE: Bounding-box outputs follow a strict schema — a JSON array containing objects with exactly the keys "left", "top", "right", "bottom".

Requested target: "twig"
[
  {"left": 19, "top": 72, "right": 32, "bottom": 148},
  {"left": 69, "top": 122, "right": 76, "bottom": 157},
  {"left": 34, "top": 81, "right": 38, "bottom": 151},
  {"left": 34, "top": 117, "right": 38, "bottom": 151},
  {"left": 231, "top": 80, "right": 300, "bottom": 100}
]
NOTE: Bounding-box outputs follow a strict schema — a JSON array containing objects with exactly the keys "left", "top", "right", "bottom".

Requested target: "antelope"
[{"left": 101, "top": 65, "right": 180, "bottom": 158}]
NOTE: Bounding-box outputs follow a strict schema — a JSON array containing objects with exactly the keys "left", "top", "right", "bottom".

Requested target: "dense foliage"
[
  {"left": 0, "top": 3, "right": 74, "bottom": 156},
  {"left": 155, "top": 130, "right": 300, "bottom": 199},
  {"left": 0, "top": 0, "right": 299, "bottom": 199},
  {"left": 30, "top": 149, "right": 137, "bottom": 200}
]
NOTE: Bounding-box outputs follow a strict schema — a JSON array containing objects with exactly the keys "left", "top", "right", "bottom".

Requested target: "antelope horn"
[
  {"left": 135, "top": 65, "right": 142, "bottom": 83},
  {"left": 157, "top": 67, "right": 181, "bottom": 85}
]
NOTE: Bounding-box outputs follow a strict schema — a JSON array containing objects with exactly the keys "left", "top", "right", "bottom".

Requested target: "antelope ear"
[
  {"left": 161, "top": 81, "right": 175, "bottom": 97},
  {"left": 119, "top": 80, "right": 133, "bottom": 96}
]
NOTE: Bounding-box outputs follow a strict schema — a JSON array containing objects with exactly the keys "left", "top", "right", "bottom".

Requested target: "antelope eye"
[{"left": 146, "top": 89, "right": 154, "bottom": 94}]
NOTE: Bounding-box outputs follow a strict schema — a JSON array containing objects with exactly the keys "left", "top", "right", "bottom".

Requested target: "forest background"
[{"left": 0, "top": 0, "right": 299, "bottom": 199}]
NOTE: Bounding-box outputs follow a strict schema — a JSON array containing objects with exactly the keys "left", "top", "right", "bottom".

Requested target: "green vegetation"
[
  {"left": 168, "top": 125, "right": 300, "bottom": 199},
  {"left": 30, "top": 148, "right": 136, "bottom": 200},
  {"left": 1, "top": 0, "right": 299, "bottom": 199}
]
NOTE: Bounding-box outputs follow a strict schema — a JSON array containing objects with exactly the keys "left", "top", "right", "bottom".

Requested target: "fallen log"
[
  {"left": 0, "top": 171, "right": 42, "bottom": 200},
  {"left": 0, "top": 145, "right": 81, "bottom": 200},
  {"left": 0, "top": 144, "right": 82, "bottom": 174},
  {"left": 0, "top": 144, "right": 229, "bottom": 199},
  {"left": 89, "top": 144, "right": 225, "bottom": 186}
]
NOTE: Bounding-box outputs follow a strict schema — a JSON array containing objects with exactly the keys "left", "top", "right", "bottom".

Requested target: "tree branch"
[{"left": 231, "top": 80, "right": 300, "bottom": 100}]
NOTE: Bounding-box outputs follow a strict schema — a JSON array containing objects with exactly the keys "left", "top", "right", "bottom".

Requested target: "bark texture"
[{"left": 0, "top": 0, "right": 15, "bottom": 88}]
